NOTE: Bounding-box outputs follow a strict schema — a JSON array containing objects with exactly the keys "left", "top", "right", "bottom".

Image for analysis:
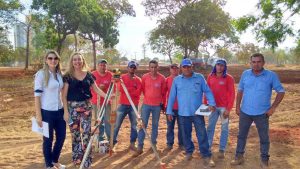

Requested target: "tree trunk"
[
  {"left": 57, "top": 39, "right": 64, "bottom": 55},
  {"left": 74, "top": 33, "right": 78, "bottom": 51},
  {"left": 25, "top": 25, "right": 30, "bottom": 70},
  {"left": 92, "top": 40, "right": 96, "bottom": 70},
  {"left": 168, "top": 51, "right": 173, "bottom": 64}
]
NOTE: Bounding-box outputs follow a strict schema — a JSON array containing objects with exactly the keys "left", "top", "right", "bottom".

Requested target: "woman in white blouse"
[{"left": 34, "top": 50, "right": 66, "bottom": 169}]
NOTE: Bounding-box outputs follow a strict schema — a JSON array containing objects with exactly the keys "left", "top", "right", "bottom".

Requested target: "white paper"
[
  {"left": 195, "top": 104, "right": 212, "bottom": 116},
  {"left": 31, "top": 117, "right": 49, "bottom": 138}
]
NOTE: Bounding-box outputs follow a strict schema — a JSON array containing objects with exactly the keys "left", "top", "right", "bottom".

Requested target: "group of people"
[{"left": 34, "top": 51, "right": 284, "bottom": 169}]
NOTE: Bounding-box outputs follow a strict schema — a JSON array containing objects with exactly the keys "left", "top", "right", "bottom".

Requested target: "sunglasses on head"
[{"left": 47, "top": 57, "right": 59, "bottom": 60}]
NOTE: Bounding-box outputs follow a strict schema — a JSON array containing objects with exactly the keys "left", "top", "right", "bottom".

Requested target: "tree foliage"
[
  {"left": 78, "top": 0, "right": 119, "bottom": 69},
  {"left": 232, "top": 0, "right": 299, "bottom": 49},
  {"left": 0, "top": 0, "right": 23, "bottom": 27},
  {"left": 148, "top": 28, "right": 180, "bottom": 63},
  {"left": 31, "top": 0, "right": 81, "bottom": 54},
  {"left": 156, "top": 0, "right": 234, "bottom": 57},
  {"left": 235, "top": 43, "right": 260, "bottom": 64}
]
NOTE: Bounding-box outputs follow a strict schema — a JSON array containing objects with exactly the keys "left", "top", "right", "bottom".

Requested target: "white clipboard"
[
  {"left": 195, "top": 104, "right": 212, "bottom": 116},
  {"left": 31, "top": 117, "right": 49, "bottom": 138}
]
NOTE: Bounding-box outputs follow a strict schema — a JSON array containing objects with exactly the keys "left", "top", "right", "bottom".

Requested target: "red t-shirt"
[
  {"left": 205, "top": 74, "right": 235, "bottom": 111},
  {"left": 142, "top": 72, "right": 166, "bottom": 106},
  {"left": 165, "top": 75, "right": 178, "bottom": 110},
  {"left": 118, "top": 74, "right": 142, "bottom": 106},
  {"left": 91, "top": 71, "right": 113, "bottom": 105}
]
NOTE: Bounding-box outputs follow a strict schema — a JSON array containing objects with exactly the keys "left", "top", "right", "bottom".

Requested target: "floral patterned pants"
[{"left": 68, "top": 100, "right": 92, "bottom": 168}]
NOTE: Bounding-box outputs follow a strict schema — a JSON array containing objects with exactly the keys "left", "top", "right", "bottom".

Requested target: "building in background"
[{"left": 14, "top": 22, "right": 26, "bottom": 48}]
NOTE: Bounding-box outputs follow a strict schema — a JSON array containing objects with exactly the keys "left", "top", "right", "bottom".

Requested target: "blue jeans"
[
  {"left": 137, "top": 104, "right": 161, "bottom": 149},
  {"left": 235, "top": 111, "right": 270, "bottom": 161},
  {"left": 92, "top": 104, "right": 112, "bottom": 141},
  {"left": 166, "top": 109, "right": 184, "bottom": 147},
  {"left": 179, "top": 115, "right": 211, "bottom": 158},
  {"left": 41, "top": 109, "right": 66, "bottom": 168},
  {"left": 207, "top": 107, "right": 229, "bottom": 151},
  {"left": 113, "top": 104, "right": 138, "bottom": 144}
]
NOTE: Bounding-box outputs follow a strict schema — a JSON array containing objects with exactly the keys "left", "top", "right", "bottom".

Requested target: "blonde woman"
[
  {"left": 62, "top": 52, "right": 106, "bottom": 168},
  {"left": 34, "top": 50, "right": 66, "bottom": 169}
]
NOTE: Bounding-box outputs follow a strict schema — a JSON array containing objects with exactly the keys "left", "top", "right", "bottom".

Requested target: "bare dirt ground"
[{"left": 0, "top": 65, "right": 299, "bottom": 169}]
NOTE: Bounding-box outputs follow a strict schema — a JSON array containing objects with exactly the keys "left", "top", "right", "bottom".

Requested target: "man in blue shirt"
[
  {"left": 231, "top": 53, "right": 285, "bottom": 167},
  {"left": 167, "top": 58, "right": 216, "bottom": 167}
]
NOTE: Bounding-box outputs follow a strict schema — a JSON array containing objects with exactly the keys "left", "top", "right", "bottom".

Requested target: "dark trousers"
[
  {"left": 235, "top": 111, "right": 270, "bottom": 161},
  {"left": 41, "top": 109, "right": 66, "bottom": 167},
  {"left": 166, "top": 110, "right": 184, "bottom": 146},
  {"left": 179, "top": 115, "right": 212, "bottom": 158}
]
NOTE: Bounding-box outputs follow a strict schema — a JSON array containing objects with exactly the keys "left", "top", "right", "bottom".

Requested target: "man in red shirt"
[
  {"left": 91, "top": 59, "right": 113, "bottom": 142},
  {"left": 205, "top": 59, "right": 235, "bottom": 159},
  {"left": 134, "top": 60, "right": 166, "bottom": 156},
  {"left": 165, "top": 63, "right": 184, "bottom": 150},
  {"left": 113, "top": 61, "right": 142, "bottom": 151}
]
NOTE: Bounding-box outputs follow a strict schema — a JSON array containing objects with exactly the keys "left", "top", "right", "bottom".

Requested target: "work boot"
[
  {"left": 217, "top": 150, "right": 225, "bottom": 159},
  {"left": 132, "top": 148, "right": 143, "bottom": 157},
  {"left": 185, "top": 153, "right": 193, "bottom": 161},
  {"left": 129, "top": 143, "right": 137, "bottom": 151},
  {"left": 179, "top": 145, "right": 185, "bottom": 151},
  {"left": 166, "top": 145, "right": 173, "bottom": 151},
  {"left": 203, "top": 157, "right": 216, "bottom": 167},
  {"left": 230, "top": 154, "right": 244, "bottom": 165},
  {"left": 260, "top": 160, "right": 269, "bottom": 168}
]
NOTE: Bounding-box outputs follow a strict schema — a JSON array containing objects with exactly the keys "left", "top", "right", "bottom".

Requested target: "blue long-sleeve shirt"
[{"left": 166, "top": 72, "right": 216, "bottom": 116}]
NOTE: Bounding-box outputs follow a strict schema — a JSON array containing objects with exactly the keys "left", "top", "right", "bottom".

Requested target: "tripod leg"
[{"left": 119, "top": 80, "right": 166, "bottom": 169}]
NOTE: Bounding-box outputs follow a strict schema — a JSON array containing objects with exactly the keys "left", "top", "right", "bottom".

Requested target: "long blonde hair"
[
  {"left": 65, "top": 52, "right": 89, "bottom": 77},
  {"left": 43, "top": 50, "right": 62, "bottom": 87}
]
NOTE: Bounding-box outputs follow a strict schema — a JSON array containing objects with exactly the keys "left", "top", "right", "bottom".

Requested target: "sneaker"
[
  {"left": 230, "top": 155, "right": 244, "bottom": 165},
  {"left": 129, "top": 143, "right": 137, "bottom": 151},
  {"left": 185, "top": 153, "right": 193, "bottom": 161},
  {"left": 260, "top": 160, "right": 269, "bottom": 168},
  {"left": 217, "top": 150, "right": 225, "bottom": 159},
  {"left": 53, "top": 162, "right": 65, "bottom": 169},
  {"left": 132, "top": 148, "right": 143, "bottom": 157}
]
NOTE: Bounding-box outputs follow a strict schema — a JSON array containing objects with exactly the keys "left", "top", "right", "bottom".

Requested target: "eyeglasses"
[
  {"left": 129, "top": 66, "right": 136, "bottom": 69},
  {"left": 171, "top": 66, "right": 179, "bottom": 69},
  {"left": 47, "top": 57, "right": 59, "bottom": 61}
]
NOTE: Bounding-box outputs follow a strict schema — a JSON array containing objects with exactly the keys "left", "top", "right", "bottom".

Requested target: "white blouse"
[{"left": 34, "top": 70, "right": 64, "bottom": 111}]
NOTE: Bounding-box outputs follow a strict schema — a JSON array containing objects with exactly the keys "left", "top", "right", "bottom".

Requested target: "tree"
[
  {"left": 292, "top": 40, "right": 300, "bottom": 64},
  {"left": 148, "top": 28, "right": 180, "bottom": 63},
  {"left": 142, "top": 0, "right": 226, "bottom": 19},
  {"left": 0, "top": 0, "right": 23, "bottom": 28},
  {"left": 0, "top": 27, "right": 15, "bottom": 65},
  {"left": 78, "top": 0, "right": 119, "bottom": 70},
  {"left": 235, "top": 43, "right": 260, "bottom": 64},
  {"left": 31, "top": 0, "right": 81, "bottom": 54},
  {"left": 216, "top": 47, "right": 233, "bottom": 63},
  {"left": 146, "top": 0, "right": 235, "bottom": 57},
  {"left": 98, "top": 0, "right": 135, "bottom": 18},
  {"left": 232, "top": 0, "right": 299, "bottom": 50}
]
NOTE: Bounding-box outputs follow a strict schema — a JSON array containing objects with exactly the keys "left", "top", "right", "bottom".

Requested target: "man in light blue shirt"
[
  {"left": 166, "top": 58, "right": 216, "bottom": 167},
  {"left": 231, "top": 53, "right": 285, "bottom": 167}
]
